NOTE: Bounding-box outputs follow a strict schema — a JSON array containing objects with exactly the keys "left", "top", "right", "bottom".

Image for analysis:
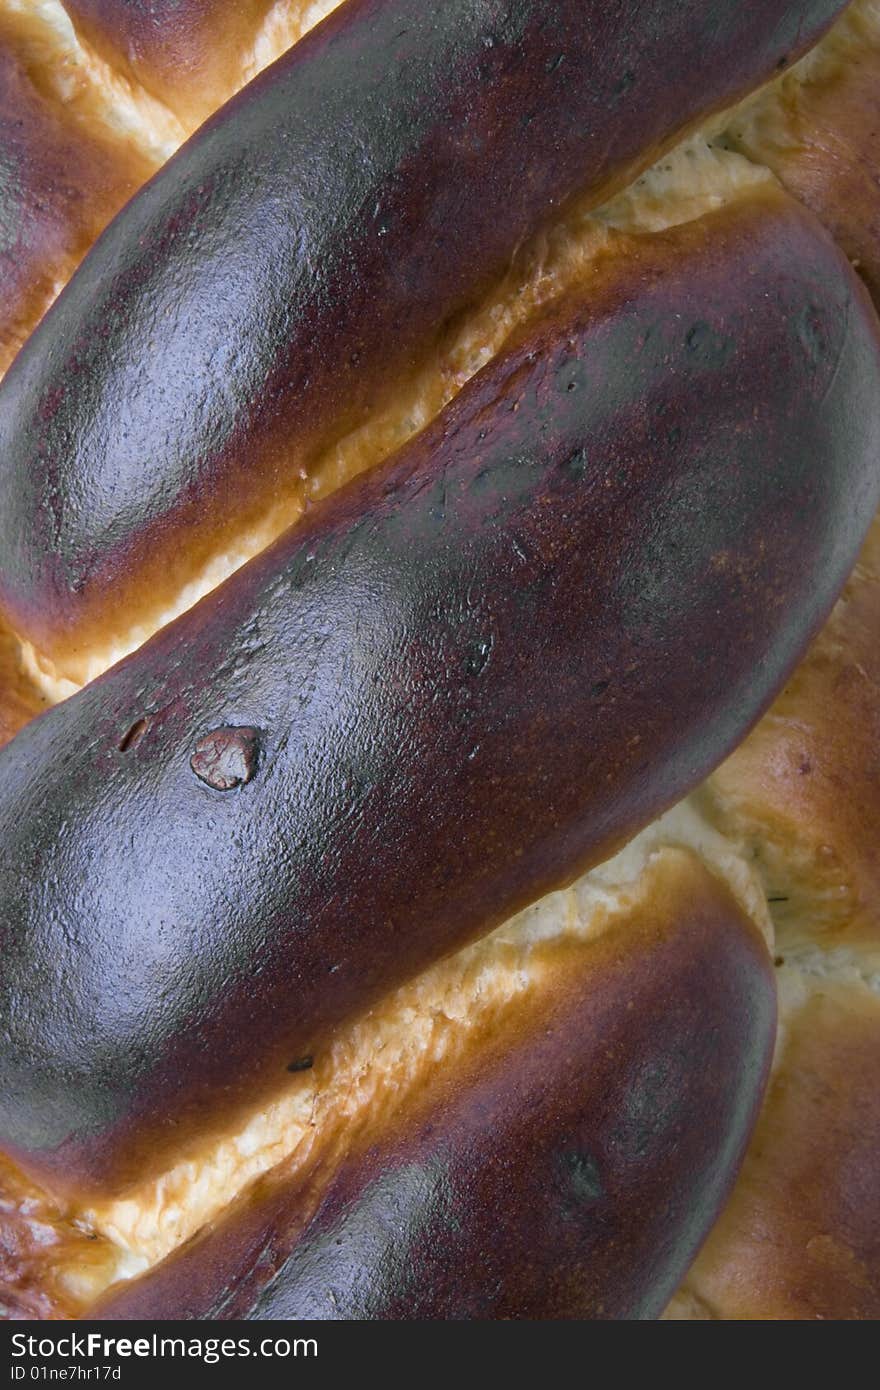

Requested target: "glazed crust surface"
[
  {"left": 2, "top": 0, "right": 880, "bottom": 1322},
  {"left": 728, "top": 15, "right": 880, "bottom": 299},
  {"left": 94, "top": 853, "right": 776, "bottom": 1321},
  {"left": 0, "top": 188, "right": 874, "bottom": 1198},
  {"left": 663, "top": 2, "right": 880, "bottom": 1320},
  {"left": 710, "top": 517, "right": 880, "bottom": 950},
  {"left": 0, "top": 0, "right": 848, "bottom": 680}
]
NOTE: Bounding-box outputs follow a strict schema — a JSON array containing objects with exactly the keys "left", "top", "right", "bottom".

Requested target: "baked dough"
[{"left": 1, "top": 0, "right": 879, "bottom": 1319}]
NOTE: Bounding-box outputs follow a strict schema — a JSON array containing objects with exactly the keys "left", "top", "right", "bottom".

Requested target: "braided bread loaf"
[{"left": 1, "top": 0, "right": 879, "bottom": 1320}]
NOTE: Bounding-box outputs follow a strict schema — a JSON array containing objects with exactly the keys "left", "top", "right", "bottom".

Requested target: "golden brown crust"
[
  {"left": 709, "top": 515, "right": 880, "bottom": 949},
  {"left": 0, "top": 11, "right": 155, "bottom": 377},
  {"left": 62, "top": 0, "right": 276, "bottom": 128},
  {"left": 0, "top": 620, "right": 43, "bottom": 751},
  {"left": 725, "top": 2, "right": 880, "bottom": 301},
  {"left": 0, "top": 1156, "right": 121, "bottom": 1321},
  {"left": 671, "top": 973, "right": 880, "bottom": 1320}
]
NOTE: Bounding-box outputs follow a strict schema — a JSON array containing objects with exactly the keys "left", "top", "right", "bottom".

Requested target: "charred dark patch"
[
  {"left": 559, "top": 1148, "right": 604, "bottom": 1205},
  {"left": 685, "top": 320, "right": 735, "bottom": 368},
  {"left": 465, "top": 638, "right": 493, "bottom": 677},
  {"left": 286, "top": 1056, "right": 314, "bottom": 1074},
  {"left": 798, "top": 303, "right": 832, "bottom": 369}
]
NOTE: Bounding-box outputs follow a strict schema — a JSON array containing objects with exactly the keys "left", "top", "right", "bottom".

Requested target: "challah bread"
[
  {"left": 668, "top": 442, "right": 880, "bottom": 1319},
  {"left": 666, "top": 14, "right": 880, "bottom": 1316},
  {"left": 0, "top": 0, "right": 849, "bottom": 688},
  {"left": 0, "top": 0, "right": 163, "bottom": 750},
  {"left": 0, "top": 815, "right": 775, "bottom": 1319},
  {"left": 91, "top": 853, "right": 775, "bottom": 1320},
  {"left": 722, "top": 1, "right": 880, "bottom": 301},
  {"left": 1, "top": 0, "right": 880, "bottom": 1321},
  {"left": 60, "top": 0, "right": 277, "bottom": 128},
  {"left": 0, "top": 5, "right": 155, "bottom": 378},
  {"left": 5, "top": 182, "right": 874, "bottom": 1200},
  {"left": 669, "top": 968, "right": 880, "bottom": 1319}
]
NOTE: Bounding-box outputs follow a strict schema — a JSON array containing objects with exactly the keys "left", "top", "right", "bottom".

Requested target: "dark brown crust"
[
  {"left": 0, "top": 0, "right": 877, "bottom": 1324},
  {"left": 93, "top": 852, "right": 776, "bottom": 1321},
  {"left": 0, "top": 190, "right": 875, "bottom": 1199},
  {"left": 676, "top": 977, "right": 880, "bottom": 1320},
  {"left": 0, "top": 0, "right": 849, "bottom": 678},
  {"left": 62, "top": 0, "right": 275, "bottom": 126}
]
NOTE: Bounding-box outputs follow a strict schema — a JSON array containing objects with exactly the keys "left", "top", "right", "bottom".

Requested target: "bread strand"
[
  {"left": 8, "top": 0, "right": 875, "bottom": 703},
  {"left": 0, "top": 0, "right": 851, "bottom": 686},
  {"left": 1, "top": 0, "right": 878, "bottom": 1317}
]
